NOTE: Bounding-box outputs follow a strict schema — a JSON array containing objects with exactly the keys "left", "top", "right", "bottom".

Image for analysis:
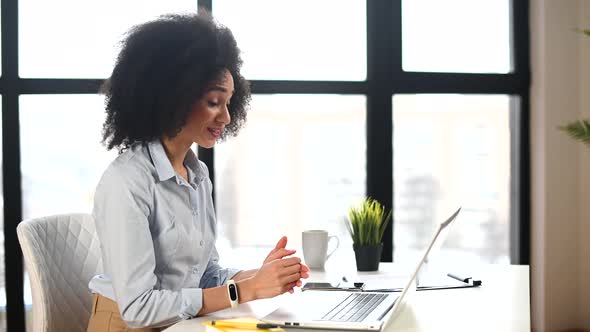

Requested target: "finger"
[
  {"left": 278, "top": 263, "right": 302, "bottom": 277},
  {"left": 279, "top": 273, "right": 301, "bottom": 287},
  {"left": 274, "top": 236, "right": 288, "bottom": 250},
  {"left": 266, "top": 248, "right": 297, "bottom": 261},
  {"left": 280, "top": 272, "right": 302, "bottom": 285},
  {"left": 299, "top": 264, "right": 310, "bottom": 278},
  {"left": 296, "top": 280, "right": 303, "bottom": 287},
  {"left": 283, "top": 281, "right": 298, "bottom": 294},
  {"left": 279, "top": 257, "right": 302, "bottom": 267}
]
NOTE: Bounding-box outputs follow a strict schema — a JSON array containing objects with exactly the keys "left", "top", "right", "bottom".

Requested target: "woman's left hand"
[{"left": 263, "top": 236, "right": 296, "bottom": 264}]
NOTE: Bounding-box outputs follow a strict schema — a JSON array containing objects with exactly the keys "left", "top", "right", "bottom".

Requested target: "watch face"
[{"left": 228, "top": 283, "right": 238, "bottom": 301}]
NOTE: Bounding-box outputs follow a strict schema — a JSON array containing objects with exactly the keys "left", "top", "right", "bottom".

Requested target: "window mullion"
[{"left": 367, "top": 0, "right": 397, "bottom": 262}]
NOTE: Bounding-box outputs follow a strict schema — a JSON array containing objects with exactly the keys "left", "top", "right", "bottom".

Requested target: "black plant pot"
[{"left": 353, "top": 243, "right": 383, "bottom": 271}]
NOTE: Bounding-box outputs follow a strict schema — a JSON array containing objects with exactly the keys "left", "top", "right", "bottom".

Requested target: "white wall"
[{"left": 531, "top": 0, "right": 590, "bottom": 330}]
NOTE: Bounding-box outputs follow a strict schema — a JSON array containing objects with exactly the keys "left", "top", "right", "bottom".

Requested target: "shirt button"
[
  {"left": 192, "top": 210, "right": 197, "bottom": 216},
  {"left": 192, "top": 267, "right": 199, "bottom": 274},
  {"left": 199, "top": 240, "right": 204, "bottom": 246}
]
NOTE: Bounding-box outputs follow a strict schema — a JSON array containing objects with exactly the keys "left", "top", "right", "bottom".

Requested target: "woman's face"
[{"left": 183, "top": 69, "right": 234, "bottom": 148}]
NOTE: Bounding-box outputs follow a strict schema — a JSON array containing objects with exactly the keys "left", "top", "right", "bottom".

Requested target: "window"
[
  {"left": 19, "top": 95, "right": 117, "bottom": 220},
  {"left": 393, "top": 94, "right": 513, "bottom": 266},
  {"left": 213, "top": 0, "right": 366, "bottom": 81},
  {"left": 212, "top": 0, "right": 526, "bottom": 270},
  {"left": 215, "top": 95, "right": 366, "bottom": 268},
  {"left": 402, "top": 0, "right": 511, "bottom": 73},
  {"left": 19, "top": 0, "right": 197, "bottom": 78},
  {"left": 1, "top": 1, "right": 529, "bottom": 330}
]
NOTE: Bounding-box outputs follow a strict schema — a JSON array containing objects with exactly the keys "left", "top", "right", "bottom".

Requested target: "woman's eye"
[{"left": 208, "top": 101, "right": 219, "bottom": 107}]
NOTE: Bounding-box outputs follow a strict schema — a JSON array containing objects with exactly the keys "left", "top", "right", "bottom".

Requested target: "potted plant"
[
  {"left": 561, "top": 119, "right": 590, "bottom": 145},
  {"left": 345, "top": 197, "right": 392, "bottom": 271}
]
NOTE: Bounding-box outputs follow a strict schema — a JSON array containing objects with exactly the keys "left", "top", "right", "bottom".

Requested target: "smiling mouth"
[{"left": 208, "top": 128, "right": 222, "bottom": 138}]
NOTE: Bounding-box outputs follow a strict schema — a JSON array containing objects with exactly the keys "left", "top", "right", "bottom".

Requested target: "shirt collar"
[
  {"left": 148, "top": 140, "right": 206, "bottom": 184},
  {"left": 148, "top": 140, "right": 175, "bottom": 182},
  {"left": 184, "top": 147, "right": 207, "bottom": 184}
]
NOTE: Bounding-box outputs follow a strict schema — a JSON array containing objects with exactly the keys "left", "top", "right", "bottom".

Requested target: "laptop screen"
[{"left": 381, "top": 207, "right": 462, "bottom": 328}]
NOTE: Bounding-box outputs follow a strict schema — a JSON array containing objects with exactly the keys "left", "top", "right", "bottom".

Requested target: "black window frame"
[{"left": 0, "top": 0, "right": 530, "bottom": 330}]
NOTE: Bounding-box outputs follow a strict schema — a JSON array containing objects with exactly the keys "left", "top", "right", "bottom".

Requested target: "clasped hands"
[{"left": 250, "top": 236, "right": 310, "bottom": 299}]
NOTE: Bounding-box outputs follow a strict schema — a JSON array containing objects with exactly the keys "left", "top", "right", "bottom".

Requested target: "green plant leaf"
[
  {"left": 573, "top": 28, "right": 590, "bottom": 37},
  {"left": 559, "top": 119, "right": 590, "bottom": 146},
  {"left": 345, "top": 197, "right": 393, "bottom": 246}
]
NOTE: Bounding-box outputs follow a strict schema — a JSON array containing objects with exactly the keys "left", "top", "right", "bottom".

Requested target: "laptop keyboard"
[{"left": 321, "top": 293, "right": 388, "bottom": 322}]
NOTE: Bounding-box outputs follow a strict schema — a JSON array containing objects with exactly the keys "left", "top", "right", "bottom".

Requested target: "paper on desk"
[
  {"left": 355, "top": 272, "right": 466, "bottom": 291},
  {"left": 203, "top": 318, "right": 285, "bottom": 332}
]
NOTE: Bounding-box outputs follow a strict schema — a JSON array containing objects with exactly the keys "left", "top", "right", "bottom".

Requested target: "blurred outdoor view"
[
  {"left": 392, "top": 94, "right": 512, "bottom": 270},
  {"left": 0, "top": 0, "right": 512, "bottom": 331},
  {"left": 213, "top": 94, "right": 512, "bottom": 272},
  {"left": 214, "top": 95, "right": 367, "bottom": 266}
]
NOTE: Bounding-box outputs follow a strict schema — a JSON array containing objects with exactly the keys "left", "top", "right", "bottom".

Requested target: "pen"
[
  {"left": 447, "top": 273, "right": 471, "bottom": 283},
  {"left": 210, "top": 320, "right": 279, "bottom": 329},
  {"left": 447, "top": 273, "right": 482, "bottom": 286}
]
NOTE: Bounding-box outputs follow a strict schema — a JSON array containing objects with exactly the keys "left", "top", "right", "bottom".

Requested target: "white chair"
[{"left": 17, "top": 214, "right": 103, "bottom": 332}]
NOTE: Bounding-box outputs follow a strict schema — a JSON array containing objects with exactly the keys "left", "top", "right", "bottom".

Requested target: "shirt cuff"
[
  {"left": 179, "top": 288, "right": 203, "bottom": 320},
  {"left": 226, "top": 268, "right": 242, "bottom": 282}
]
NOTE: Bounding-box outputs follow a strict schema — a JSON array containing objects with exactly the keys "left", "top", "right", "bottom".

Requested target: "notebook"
[{"left": 261, "top": 207, "right": 462, "bottom": 331}]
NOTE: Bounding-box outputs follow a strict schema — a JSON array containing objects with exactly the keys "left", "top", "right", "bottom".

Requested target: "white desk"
[{"left": 165, "top": 263, "right": 530, "bottom": 332}]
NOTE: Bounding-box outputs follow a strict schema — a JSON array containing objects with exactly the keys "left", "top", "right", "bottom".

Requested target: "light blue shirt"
[{"left": 89, "top": 140, "right": 240, "bottom": 328}]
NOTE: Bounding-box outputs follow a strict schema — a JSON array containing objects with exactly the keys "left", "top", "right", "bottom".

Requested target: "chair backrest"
[{"left": 17, "top": 214, "right": 103, "bottom": 332}]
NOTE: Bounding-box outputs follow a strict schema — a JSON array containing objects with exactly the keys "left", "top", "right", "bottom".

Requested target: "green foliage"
[
  {"left": 345, "top": 197, "right": 392, "bottom": 246},
  {"left": 560, "top": 120, "right": 590, "bottom": 146}
]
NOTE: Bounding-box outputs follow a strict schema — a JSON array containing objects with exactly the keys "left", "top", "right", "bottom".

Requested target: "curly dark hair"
[{"left": 101, "top": 12, "right": 251, "bottom": 151}]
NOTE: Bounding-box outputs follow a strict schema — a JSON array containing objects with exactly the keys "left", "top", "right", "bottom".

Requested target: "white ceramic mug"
[{"left": 302, "top": 230, "right": 340, "bottom": 270}]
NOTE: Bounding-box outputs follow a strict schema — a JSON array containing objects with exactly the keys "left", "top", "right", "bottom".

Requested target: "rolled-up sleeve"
[
  {"left": 94, "top": 168, "right": 203, "bottom": 328},
  {"left": 179, "top": 288, "right": 203, "bottom": 320}
]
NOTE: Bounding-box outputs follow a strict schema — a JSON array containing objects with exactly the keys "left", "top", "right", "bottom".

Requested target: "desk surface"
[{"left": 165, "top": 263, "right": 530, "bottom": 332}]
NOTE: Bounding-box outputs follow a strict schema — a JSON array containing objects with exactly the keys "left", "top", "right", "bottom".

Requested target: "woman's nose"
[{"left": 218, "top": 105, "right": 231, "bottom": 124}]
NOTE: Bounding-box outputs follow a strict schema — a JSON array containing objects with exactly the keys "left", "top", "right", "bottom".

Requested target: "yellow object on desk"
[{"left": 203, "top": 318, "right": 285, "bottom": 331}]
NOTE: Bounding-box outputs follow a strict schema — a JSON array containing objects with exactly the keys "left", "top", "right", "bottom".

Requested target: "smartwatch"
[{"left": 227, "top": 279, "right": 239, "bottom": 308}]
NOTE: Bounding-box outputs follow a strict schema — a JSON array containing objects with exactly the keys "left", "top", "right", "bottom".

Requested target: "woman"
[{"left": 87, "top": 13, "right": 309, "bottom": 332}]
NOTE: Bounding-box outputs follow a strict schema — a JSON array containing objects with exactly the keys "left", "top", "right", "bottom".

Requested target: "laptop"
[{"left": 261, "top": 207, "right": 462, "bottom": 331}]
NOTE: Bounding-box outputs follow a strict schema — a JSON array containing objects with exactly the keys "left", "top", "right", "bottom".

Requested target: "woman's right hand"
[{"left": 249, "top": 257, "right": 302, "bottom": 299}]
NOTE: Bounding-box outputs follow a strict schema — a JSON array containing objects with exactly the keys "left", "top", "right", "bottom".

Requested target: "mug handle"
[{"left": 326, "top": 236, "right": 340, "bottom": 261}]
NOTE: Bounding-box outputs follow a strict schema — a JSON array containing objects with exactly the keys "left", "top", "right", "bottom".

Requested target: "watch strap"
[{"left": 227, "top": 279, "right": 239, "bottom": 308}]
